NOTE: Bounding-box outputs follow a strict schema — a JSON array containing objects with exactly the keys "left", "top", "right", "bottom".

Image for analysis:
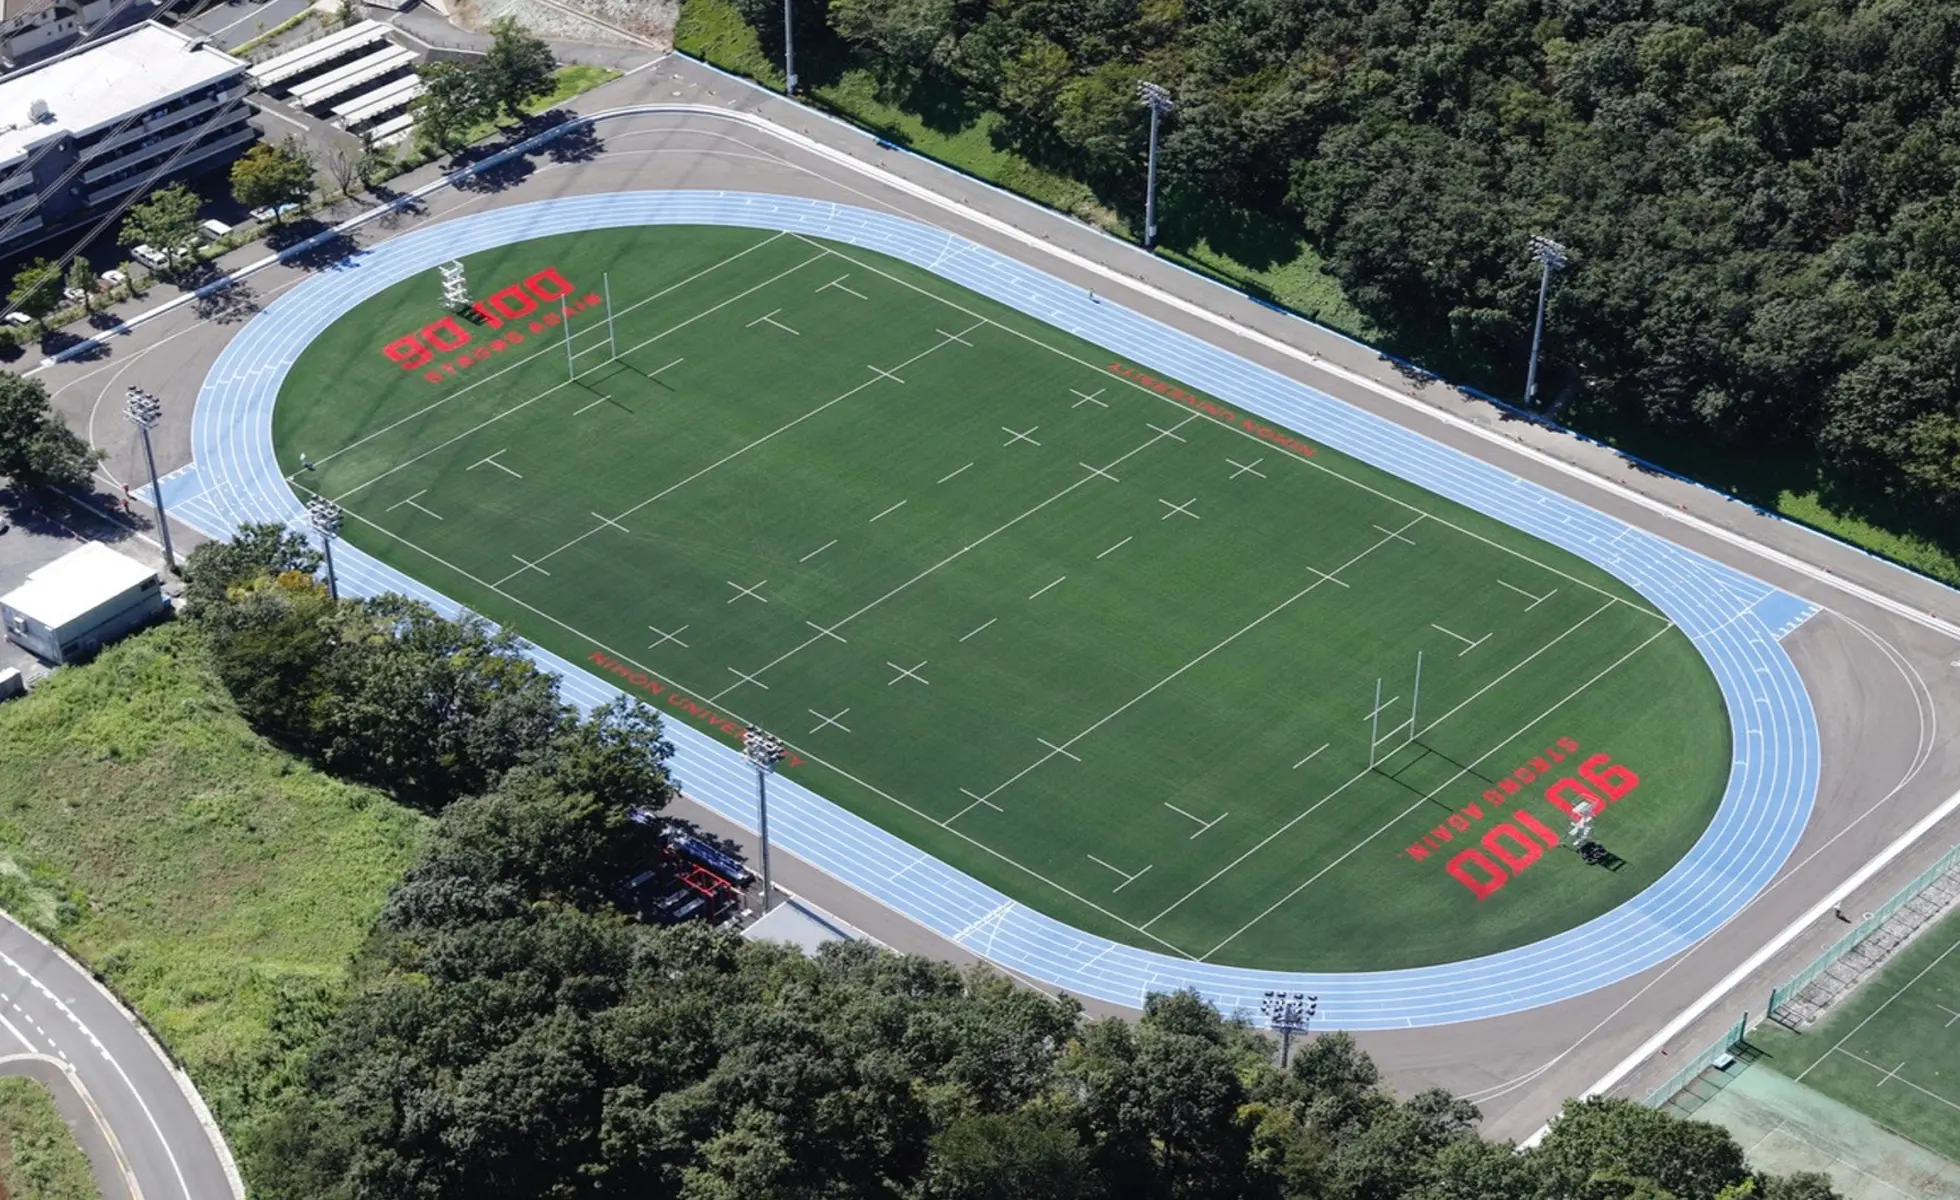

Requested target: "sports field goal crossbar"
[{"left": 1765, "top": 839, "right": 1960, "bottom": 1025}]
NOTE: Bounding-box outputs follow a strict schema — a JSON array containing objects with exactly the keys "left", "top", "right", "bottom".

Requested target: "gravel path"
[{"left": 449, "top": 0, "right": 675, "bottom": 49}]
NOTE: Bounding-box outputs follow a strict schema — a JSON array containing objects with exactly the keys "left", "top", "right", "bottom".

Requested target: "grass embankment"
[
  {"left": 0, "top": 623, "right": 427, "bottom": 1180},
  {"left": 675, "top": 0, "right": 1960, "bottom": 589},
  {"left": 0, "top": 1077, "right": 99, "bottom": 1200}
]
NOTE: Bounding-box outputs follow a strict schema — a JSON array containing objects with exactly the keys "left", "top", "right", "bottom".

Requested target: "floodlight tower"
[
  {"left": 743, "top": 725, "right": 788, "bottom": 912},
  {"left": 1523, "top": 234, "right": 1569, "bottom": 408},
  {"left": 1137, "top": 81, "right": 1175, "bottom": 250},
  {"left": 306, "top": 496, "right": 343, "bottom": 601},
  {"left": 782, "top": 0, "right": 797, "bottom": 95},
  {"left": 1261, "top": 990, "right": 1318, "bottom": 1069},
  {"left": 122, "top": 387, "right": 176, "bottom": 573}
]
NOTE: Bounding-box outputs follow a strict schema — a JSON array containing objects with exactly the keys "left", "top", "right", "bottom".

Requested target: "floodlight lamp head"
[
  {"left": 305, "top": 496, "right": 343, "bottom": 539},
  {"left": 123, "top": 387, "right": 161, "bottom": 428},
  {"left": 743, "top": 725, "right": 786, "bottom": 771},
  {"left": 1529, "top": 234, "right": 1569, "bottom": 271},
  {"left": 1137, "top": 80, "right": 1174, "bottom": 114}
]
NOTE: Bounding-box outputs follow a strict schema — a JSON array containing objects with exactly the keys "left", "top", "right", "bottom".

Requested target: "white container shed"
[{"left": 1, "top": 541, "right": 166, "bottom": 665}]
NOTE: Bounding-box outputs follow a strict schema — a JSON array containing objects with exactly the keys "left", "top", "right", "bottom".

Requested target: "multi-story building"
[
  {"left": 0, "top": 0, "right": 116, "bottom": 68},
  {"left": 0, "top": 21, "right": 254, "bottom": 255}
]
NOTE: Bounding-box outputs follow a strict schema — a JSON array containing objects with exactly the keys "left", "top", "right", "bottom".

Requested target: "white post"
[
  {"left": 603, "top": 271, "right": 617, "bottom": 363},
  {"left": 562, "top": 296, "right": 574, "bottom": 382},
  {"left": 1410, "top": 651, "right": 1424, "bottom": 745},
  {"left": 1369, "top": 677, "right": 1382, "bottom": 767}
]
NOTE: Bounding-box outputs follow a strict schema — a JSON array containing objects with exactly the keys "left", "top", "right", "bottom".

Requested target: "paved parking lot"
[{"left": 0, "top": 488, "right": 177, "bottom": 684}]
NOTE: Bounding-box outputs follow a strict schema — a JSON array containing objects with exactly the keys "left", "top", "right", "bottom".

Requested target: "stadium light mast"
[
  {"left": 306, "top": 497, "right": 343, "bottom": 601},
  {"left": 1137, "top": 81, "right": 1174, "bottom": 250},
  {"left": 743, "top": 725, "right": 788, "bottom": 913},
  {"left": 1523, "top": 234, "right": 1569, "bottom": 409},
  {"left": 122, "top": 387, "right": 176, "bottom": 574},
  {"left": 782, "top": 0, "right": 797, "bottom": 95},
  {"left": 1261, "top": 991, "right": 1318, "bottom": 1069}
]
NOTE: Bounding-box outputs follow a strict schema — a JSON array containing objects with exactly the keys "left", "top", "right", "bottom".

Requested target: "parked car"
[
  {"left": 3, "top": 312, "right": 31, "bottom": 326},
  {"left": 62, "top": 287, "right": 86, "bottom": 303},
  {"left": 198, "top": 218, "right": 232, "bottom": 242},
  {"left": 99, "top": 269, "right": 127, "bottom": 287},
  {"left": 248, "top": 203, "right": 298, "bottom": 223},
  {"left": 129, "top": 244, "right": 170, "bottom": 270}
]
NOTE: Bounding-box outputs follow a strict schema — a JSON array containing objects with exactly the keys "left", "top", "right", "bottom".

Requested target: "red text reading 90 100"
[{"left": 378, "top": 267, "right": 600, "bottom": 381}]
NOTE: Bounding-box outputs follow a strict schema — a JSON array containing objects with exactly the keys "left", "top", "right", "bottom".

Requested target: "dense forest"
[
  {"left": 176, "top": 526, "right": 1838, "bottom": 1199},
  {"left": 712, "top": 0, "right": 1960, "bottom": 559}
]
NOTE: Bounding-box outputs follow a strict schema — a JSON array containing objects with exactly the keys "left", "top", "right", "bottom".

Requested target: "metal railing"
[
  {"left": 1643, "top": 1012, "right": 1747, "bottom": 1108},
  {"left": 1768, "top": 840, "right": 1960, "bottom": 1019}
]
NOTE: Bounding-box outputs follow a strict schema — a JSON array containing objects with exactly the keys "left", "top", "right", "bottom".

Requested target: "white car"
[
  {"left": 199, "top": 218, "right": 232, "bottom": 242},
  {"left": 248, "top": 203, "right": 298, "bottom": 223},
  {"left": 62, "top": 286, "right": 86, "bottom": 303},
  {"left": 129, "top": 243, "right": 170, "bottom": 270},
  {"left": 99, "top": 269, "right": 128, "bottom": 287},
  {"left": 4, "top": 312, "right": 32, "bottom": 326}
]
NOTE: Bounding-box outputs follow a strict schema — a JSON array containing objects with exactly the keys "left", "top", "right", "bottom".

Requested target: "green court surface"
[
  {"left": 1754, "top": 904, "right": 1960, "bottom": 1163},
  {"left": 272, "top": 225, "right": 1729, "bottom": 970}
]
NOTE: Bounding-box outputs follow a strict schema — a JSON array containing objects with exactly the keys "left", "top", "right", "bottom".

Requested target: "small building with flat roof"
[
  {"left": 0, "top": 21, "right": 252, "bottom": 255},
  {"left": 1, "top": 540, "right": 166, "bottom": 664}
]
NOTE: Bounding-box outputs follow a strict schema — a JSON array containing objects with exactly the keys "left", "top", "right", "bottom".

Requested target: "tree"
[
  {"left": 64, "top": 257, "right": 93, "bottom": 314},
  {"left": 922, "top": 1108, "right": 1091, "bottom": 1200},
  {"left": 482, "top": 16, "right": 557, "bottom": 122},
  {"left": 181, "top": 521, "right": 323, "bottom": 613},
  {"left": 0, "top": 372, "right": 103, "bottom": 492},
  {"left": 414, "top": 61, "right": 495, "bottom": 154},
  {"left": 1532, "top": 1097, "right": 1752, "bottom": 1200},
  {"left": 119, "top": 184, "right": 202, "bottom": 268},
  {"left": 535, "top": 696, "right": 676, "bottom": 815},
  {"left": 320, "top": 136, "right": 365, "bottom": 198},
  {"left": 8, "top": 257, "right": 62, "bottom": 329},
  {"left": 231, "top": 138, "right": 314, "bottom": 220}
]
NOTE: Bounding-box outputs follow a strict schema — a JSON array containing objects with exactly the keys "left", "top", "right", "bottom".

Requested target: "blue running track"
[{"left": 170, "top": 192, "right": 1820, "bottom": 1028}]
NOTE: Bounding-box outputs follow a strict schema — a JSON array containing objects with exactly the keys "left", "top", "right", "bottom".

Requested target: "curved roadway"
[{"left": 24, "top": 56, "right": 1960, "bottom": 1143}]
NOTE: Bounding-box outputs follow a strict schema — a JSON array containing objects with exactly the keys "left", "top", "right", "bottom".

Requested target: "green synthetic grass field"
[
  {"left": 273, "top": 225, "right": 1729, "bottom": 970},
  {"left": 1753, "top": 904, "right": 1960, "bottom": 1162}
]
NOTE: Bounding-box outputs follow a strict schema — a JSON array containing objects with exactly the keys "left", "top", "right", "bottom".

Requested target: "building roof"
[
  {"left": 1, "top": 540, "right": 156, "bottom": 629},
  {"left": 0, "top": 21, "right": 244, "bottom": 166},
  {"left": 1, "top": 0, "right": 61, "bottom": 26},
  {"left": 742, "top": 897, "right": 866, "bottom": 957}
]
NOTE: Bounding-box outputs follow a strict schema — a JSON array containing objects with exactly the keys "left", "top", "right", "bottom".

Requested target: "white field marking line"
[
  {"left": 800, "top": 539, "right": 837, "bottom": 562},
  {"left": 726, "top": 579, "right": 768, "bottom": 604},
  {"left": 647, "top": 623, "right": 689, "bottom": 649},
  {"left": 492, "top": 318, "right": 985, "bottom": 586},
  {"left": 886, "top": 660, "right": 930, "bottom": 686},
  {"left": 387, "top": 489, "right": 443, "bottom": 520},
  {"left": 1292, "top": 744, "right": 1330, "bottom": 770},
  {"left": 1029, "top": 575, "right": 1066, "bottom": 600},
  {"left": 507, "top": 553, "right": 549, "bottom": 577},
  {"left": 1362, "top": 694, "right": 1401, "bottom": 721},
  {"left": 746, "top": 307, "right": 800, "bottom": 336},
  {"left": 866, "top": 363, "right": 904, "bottom": 383},
  {"left": 796, "top": 234, "right": 1669, "bottom": 623},
  {"left": 1374, "top": 522, "right": 1417, "bottom": 545},
  {"left": 1496, "top": 578, "right": 1556, "bottom": 609},
  {"left": 1835, "top": 1049, "right": 1960, "bottom": 1112},
  {"left": 703, "top": 416, "right": 1196, "bottom": 703},
  {"left": 1097, "top": 536, "right": 1132, "bottom": 559},
  {"left": 869, "top": 500, "right": 907, "bottom": 522},
  {"left": 1036, "top": 737, "right": 1080, "bottom": 762},
  {"left": 1146, "top": 590, "right": 1616, "bottom": 929},
  {"left": 936, "top": 326, "right": 973, "bottom": 346},
  {"left": 469, "top": 448, "right": 521, "bottom": 477},
  {"left": 959, "top": 617, "right": 997, "bottom": 643},
  {"left": 1158, "top": 497, "right": 1200, "bottom": 521},
  {"left": 1795, "top": 930, "right": 1960, "bottom": 1083},
  {"left": 1204, "top": 619, "right": 1678, "bottom": 956},
  {"left": 1001, "top": 425, "right": 1041, "bottom": 447},
  {"left": 805, "top": 619, "right": 847, "bottom": 644},
  {"left": 808, "top": 707, "right": 852, "bottom": 734},
  {"left": 1305, "top": 565, "right": 1349, "bottom": 589},
  {"left": 649, "top": 356, "right": 685, "bottom": 377},
  {"left": 315, "top": 231, "right": 790, "bottom": 469},
  {"left": 335, "top": 249, "right": 832, "bottom": 503},
  {"left": 1873, "top": 1061, "right": 1909, "bottom": 1089},
  {"left": 978, "top": 514, "right": 1423, "bottom": 819},
  {"left": 816, "top": 273, "right": 868, "bottom": 299},
  {"left": 1078, "top": 461, "right": 1120, "bottom": 482},
  {"left": 1430, "top": 623, "right": 1475, "bottom": 647},
  {"left": 589, "top": 510, "right": 632, "bottom": 535},
  {"left": 1940, "top": 1004, "right": 1960, "bottom": 1028},
  {"left": 1432, "top": 623, "right": 1491, "bottom": 655},
  {"left": 1164, "top": 803, "right": 1229, "bottom": 838},
  {"left": 937, "top": 462, "right": 973, "bottom": 483},
  {"left": 954, "top": 787, "right": 1004, "bottom": 817},
  {"left": 1227, "top": 457, "right": 1267, "bottom": 479},
  {"left": 1419, "top": 599, "right": 1617, "bottom": 735},
  {"left": 725, "top": 666, "right": 770, "bottom": 691},
  {"left": 1086, "top": 855, "right": 1153, "bottom": 892},
  {"left": 1146, "top": 421, "right": 1188, "bottom": 443},
  {"left": 1071, "top": 387, "right": 1108, "bottom": 408},
  {"left": 324, "top": 507, "right": 1199, "bottom": 961},
  {"left": 573, "top": 393, "right": 613, "bottom": 416}
]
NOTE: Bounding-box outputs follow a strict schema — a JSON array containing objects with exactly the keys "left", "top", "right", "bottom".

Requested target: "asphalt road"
[
  {"left": 19, "top": 55, "right": 1960, "bottom": 1149},
  {"left": 0, "top": 913, "right": 234, "bottom": 1200}
]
